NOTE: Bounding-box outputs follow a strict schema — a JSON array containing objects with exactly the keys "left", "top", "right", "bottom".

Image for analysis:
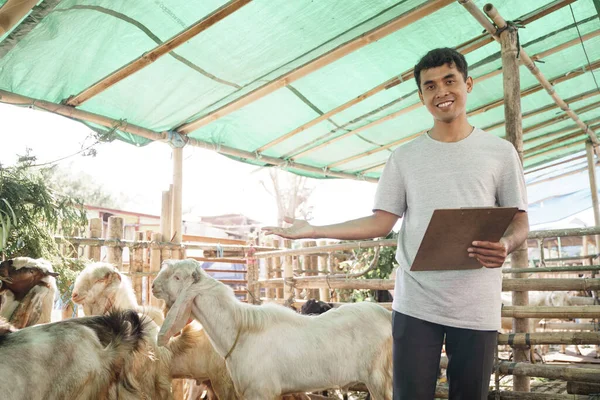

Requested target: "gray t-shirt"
[{"left": 373, "top": 128, "right": 527, "bottom": 331}]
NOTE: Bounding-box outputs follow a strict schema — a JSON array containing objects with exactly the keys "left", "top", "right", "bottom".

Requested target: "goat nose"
[{"left": 71, "top": 292, "right": 79, "bottom": 300}]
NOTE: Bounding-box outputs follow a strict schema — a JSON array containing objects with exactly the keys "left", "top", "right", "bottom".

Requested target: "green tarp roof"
[{"left": 1, "top": 0, "right": 599, "bottom": 180}]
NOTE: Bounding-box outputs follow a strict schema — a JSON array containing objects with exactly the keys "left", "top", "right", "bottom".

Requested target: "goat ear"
[{"left": 158, "top": 281, "right": 195, "bottom": 346}]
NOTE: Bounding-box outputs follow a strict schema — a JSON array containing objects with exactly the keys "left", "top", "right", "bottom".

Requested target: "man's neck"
[{"left": 428, "top": 116, "right": 473, "bottom": 143}]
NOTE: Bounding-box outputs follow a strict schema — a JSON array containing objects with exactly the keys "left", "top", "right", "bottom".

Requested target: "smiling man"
[{"left": 263, "top": 47, "right": 529, "bottom": 400}]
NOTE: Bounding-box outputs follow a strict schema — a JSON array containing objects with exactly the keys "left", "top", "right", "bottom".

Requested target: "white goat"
[
  {"left": 154, "top": 259, "right": 393, "bottom": 400},
  {"left": 0, "top": 257, "right": 57, "bottom": 328},
  {"left": 72, "top": 262, "right": 163, "bottom": 325},
  {"left": 0, "top": 309, "right": 154, "bottom": 400},
  {"left": 166, "top": 321, "right": 239, "bottom": 400}
]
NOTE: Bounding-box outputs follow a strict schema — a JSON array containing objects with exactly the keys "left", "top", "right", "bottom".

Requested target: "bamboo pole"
[
  {"left": 149, "top": 232, "right": 164, "bottom": 308},
  {"left": 264, "top": 238, "right": 275, "bottom": 300},
  {"left": 132, "top": 232, "right": 145, "bottom": 305},
  {"left": 106, "top": 217, "right": 124, "bottom": 270},
  {"left": 274, "top": 238, "right": 283, "bottom": 300},
  {"left": 485, "top": 90, "right": 600, "bottom": 134},
  {"left": 253, "top": 1, "right": 576, "bottom": 154},
  {"left": 0, "top": 90, "right": 377, "bottom": 183},
  {"left": 245, "top": 246, "right": 259, "bottom": 304},
  {"left": 566, "top": 381, "right": 600, "bottom": 396},
  {"left": 318, "top": 240, "right": 330, "bottom": 302},
  {"left": 527, "top": 161, "right": 600, "bottom": 188},
  {"left": 85, "top": 218, "right": 102, "bottom": 261},
  {"left": 586, "top": 140, "right": 600, "bottom": 251},
  {"left": 0, "top": 0, "right": 39, "bottom": 35},
  {"left": 64, "top": 0, "right": 252, "bottom": 107},
  {"left": 538, "top": 322, "right": 597, "bottom": 331},
  {"left": 176, "top": 0, "right": 456, "bottom": 134},
  {"left": 161, "top": 188, "right": 172, "bottom": 243},
  {"left": 302, "top": 241, "right": 319, "bottom": 299},
  {"left": 487, "top": 391, "right": 588, "bottom": 400},
  {"left": 497, "top": 361, "right": 600, "bottom": 384},
  {"left": 171, "top": 147, "right": 183, "bottom": 259},
  {"left": 497, "top": 332, "right": 600, "bottom": 345},
  {"left": 501, "top": 306, "right": 600, "bottom": 319},
  {"left": 480, "top": 3, "right": 600, "bottom": 149},
  {"left": 502, "top": 265, "right": 600, "bottom": 274},
  {"left": 282, "top": 239, "right": 294, "bottom": 305}
]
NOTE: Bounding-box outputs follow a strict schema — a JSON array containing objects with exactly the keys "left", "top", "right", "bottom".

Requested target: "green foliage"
[
  {"left": 335, "top": 231, "right": 398, "bottom": 302},
  {"left": 0, "top": 156, "right": 88, "bottom": 295}
]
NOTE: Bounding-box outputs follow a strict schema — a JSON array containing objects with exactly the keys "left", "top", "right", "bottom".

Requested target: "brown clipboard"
[{"left": 410, "top": 207, "right": 519, "bottom": 271}]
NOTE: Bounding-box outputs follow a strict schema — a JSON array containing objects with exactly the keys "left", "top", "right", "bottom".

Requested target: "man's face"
[{"left": 418, "top": 63, "right": 473, "bottom": 124}]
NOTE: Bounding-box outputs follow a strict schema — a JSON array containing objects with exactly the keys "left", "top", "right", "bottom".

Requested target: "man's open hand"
[
  {"left": 467, "top": 238, "right": 509, "bottom": 268},
  {"left": 262, "top": 216, "right": 315, "bottom": 240}
]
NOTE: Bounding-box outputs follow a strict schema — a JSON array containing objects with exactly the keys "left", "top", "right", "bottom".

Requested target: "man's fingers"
[
  {"left": 472, "top": 254, "right": 505, "bottom": 266},
  {"left": 283, "top": 216, "right": 296, "bottom": 225},
  {"left": 472, "top": 241, "right": 505, "bottom": 249},
  {"left": 468, "top": 247, "right": 506, "bottom": 257}
]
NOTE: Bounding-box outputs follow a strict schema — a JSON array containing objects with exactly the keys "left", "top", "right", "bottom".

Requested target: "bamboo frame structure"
[
  {"left": 253, "top": 0, "right": 577, "bottom": 154},
  {"left": 525, "top": 118, "right": 600, "bottom": 147},
  {"left": 484, "top": 89, "right": 600, "bottom": 133},
  {"left": 176, "top": 0, "right": 457, "bottom": 134},
  {"left": 496, "top": 362, "right": 600, "bottom": 384},
  {"left": 171, "top": 147, "right": 183, "bottom": 247},
  {"left": 0, "top": 0, "right": 39, "bottom": 35},
  {"left": 525, "top": 154, "right": 587, "bottom": 175},
  {"left": 478, "top": 3, "right": 600, "bottom": 148},
  {"left": 0, "top": 89, "right": 377, "bottom": 182},
  {"left": 64, "top": 0, "right": 252, "bottom": 107},
  {"left": 497, "top": 332, "right": 600, "bottom": 346},
  {"left": 586, "top": 140, "right": 600, "bottom": 250}
]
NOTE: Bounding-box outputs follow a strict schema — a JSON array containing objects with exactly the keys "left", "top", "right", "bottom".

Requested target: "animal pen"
[{"left": 3, "top": 0, "right": 600, "bottom": 398}]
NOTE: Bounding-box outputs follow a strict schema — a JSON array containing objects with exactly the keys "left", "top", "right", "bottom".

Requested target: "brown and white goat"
[
  {"left": 0, "top": 257, "right": 57, "bottom": 328},
  {"left": 0, "top": 310, "right": 152, "bottom": 399}
]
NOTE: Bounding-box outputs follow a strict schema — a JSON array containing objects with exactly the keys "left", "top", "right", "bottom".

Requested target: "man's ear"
[{"left": 466, "top": 76, "right": 473, "bottom": 93}]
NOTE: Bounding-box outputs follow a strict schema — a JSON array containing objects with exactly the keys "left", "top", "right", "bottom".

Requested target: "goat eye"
[{"left": 174, "top": 276, "right": 180, "bottom": 281}]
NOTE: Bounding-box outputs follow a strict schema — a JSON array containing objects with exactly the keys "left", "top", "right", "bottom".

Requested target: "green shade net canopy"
[{"left": 1, "top": 0, "right": 599, "bottom": 181}]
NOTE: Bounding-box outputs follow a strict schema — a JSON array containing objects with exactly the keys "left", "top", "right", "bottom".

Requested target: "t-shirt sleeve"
[
  {"left": 373, "top": 152, "right": 406, "bottom": 217},
  {"left": 497, "top": 146, "right": 528, "bottom": 211}
]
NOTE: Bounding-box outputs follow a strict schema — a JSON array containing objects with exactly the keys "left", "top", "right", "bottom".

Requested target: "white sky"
[{"left": 0, "top": 103, "right": 378, "bottom": 227}]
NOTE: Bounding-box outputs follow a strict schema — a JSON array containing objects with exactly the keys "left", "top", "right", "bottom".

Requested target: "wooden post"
[
  {"left": 149, "top": 232, "right": 164, "bottom": 308},
  {"left": 85, "top": 218, "right": 102, "bottom": 261},
  {"left": 293, "top": 255, "right": 302, "bottom": 300},
  {"left": 485, "top": 4, "right": 529, "bottom": 392},
  {"left": 265, "top": 238, "right": 275, "bottom": 300},
  {"left": 303, "top": 241, "right": 319, "bottom": 299},
  {"left": 107, "top": 216, "right": 124, "bottom": 270},
  {"left": 161, "top": 188, "right": 172, "bottom": 243},
  {"left": 318, "top": 240, "right": 331, "bottom": 302},
  {"left": 171, "top": 148, "right": 183, "bottom": 259},
  {"left": 586, "top": 141, "right": 600, "bottom": 251},
  {"left": 275, "top": 238, "right": 284, "bottom": 299},
  {"left": 246, "top": 246, "right": 259, "bottom": 304},
  {"left": 132, "top": 232, "right": 144, "bottom": 305},
  {"left": 283, "top": 239, "right": 294, "bottom": 305}
]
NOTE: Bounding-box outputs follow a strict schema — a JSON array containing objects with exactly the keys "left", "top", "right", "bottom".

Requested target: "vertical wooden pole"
[
  {"left": 161, "top": 188, "right": 172, "bottom": 243},
  {"left": 86, "top": 218, "right": 102, "bottom": 261},
  {"left": 171, "top": 148, "right": 183, "bottom": 259},
  {"left": 303, "top": 241, "right": 318, "bottom": 299},
  {"left": 283, "top": 239, "right": 294, "bottom": 305},
  {"left": 275, "top": 238, "right": 284, "bottom": 299},
  {"left": 107, "top": 216, "right": 124, "bottom": 270},
  {"left": 265, "top": 238, "right": 275, "bottom": 300},
  {"left": 318, "top": 240, "right": 330, "bottom": 302},
  {"left": 489, "top": 6, "right": 530, "bottom": 392},
  {"left": 245, "top": 246, "right": 259, "bottom": 304},
  {"left": 586, "top": 141, "right": 600, "bottom": 251},
  {"left": 132, "top": 232, "right": 144, "bottom": 305},
  {"left": 149, "top": 232, "right": 164, "bottom": 308}
]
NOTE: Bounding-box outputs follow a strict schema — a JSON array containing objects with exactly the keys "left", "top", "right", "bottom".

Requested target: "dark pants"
[{"left": 392, "top": 311, "right": 497, "bottom": 400}]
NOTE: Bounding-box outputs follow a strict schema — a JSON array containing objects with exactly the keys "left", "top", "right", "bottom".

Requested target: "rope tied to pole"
[{"left": 495, "top": 21, "right": 523, "bottom": 59}]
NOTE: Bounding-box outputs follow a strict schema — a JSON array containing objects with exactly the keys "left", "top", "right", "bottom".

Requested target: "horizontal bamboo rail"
[
  {"left": 259, "top": 277, "right": 600, "bottom": 291},
  {"left": 189, "top": 256, "right": 247, "bottom": 264},
  {"left": 539, "top": 322, "right": 598, "bottom": 331},
  {"left": 182, "top": 234, "right": 248, "bottom": 245},
  {"left": 497, "top": 332, "right": 600, "bottom": 345},
  {"left": 204, "top": 268, "right": 248, "bottom": 274},
  {"left": 497, "top": 361, "right": 600, "bottom": 384},
  {"left": 502, "top": 265, "right": 600, "bottom": 274},
  {"left": 487, "top": 391, "right": 588, "bottom": 400},
  {"left": 501, "top": 306, "right": 600, "bottom": 319}
]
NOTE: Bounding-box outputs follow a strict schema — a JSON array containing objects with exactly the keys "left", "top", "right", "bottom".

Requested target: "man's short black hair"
[{"left": 414, "top": 48, "right": 468, "bottom": 91}]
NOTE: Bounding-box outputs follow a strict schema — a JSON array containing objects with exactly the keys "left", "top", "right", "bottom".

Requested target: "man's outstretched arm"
[{"left": 262, "top": 210, "right": 400, "bottom": 241}]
